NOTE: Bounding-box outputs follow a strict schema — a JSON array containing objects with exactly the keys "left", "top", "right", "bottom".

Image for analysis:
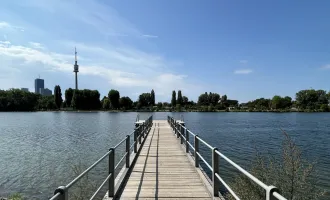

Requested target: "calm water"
[{"left": 0, "top": 112, "right": 329, "bottom": 199}]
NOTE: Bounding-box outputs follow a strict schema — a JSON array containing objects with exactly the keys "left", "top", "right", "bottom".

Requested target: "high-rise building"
[
  {"left": 73, "top": 47, "right": 79, "bottom": 90},
  {"left": 21, "top": 88, "right": 29, "bottom": 92},
  {"left": 40, "top": 88, "right": 52, "bottom": 96},
  {"left": 35, "top": 78, "right": 44, "bottom": 94}
]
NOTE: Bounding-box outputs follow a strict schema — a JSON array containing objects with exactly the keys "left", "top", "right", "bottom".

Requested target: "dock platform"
[{"left": 117, "top": 120, "right": 212, "bottom": 199}]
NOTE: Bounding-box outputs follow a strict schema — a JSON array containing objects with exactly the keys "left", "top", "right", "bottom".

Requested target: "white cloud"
[
  {"left": 142, "top": 34, "right": 158, "bottom": 38},
  {"left": 0, "top": 22, "right": 10, "bottom": 28},
  {"left": 0, "top": 41, "right": 11, "bottom": 45},
  {"left": 239, "top": 60, "right": 248, "bottom": 64},
  {"left": 29, "top": 42, "right": 44, "bottom": 49},
  {"left": 0, "top": 21, "right": 24, "bottom": 32},
  {"left": 234, "top": 69, "right": 253, "bottom": 74}
]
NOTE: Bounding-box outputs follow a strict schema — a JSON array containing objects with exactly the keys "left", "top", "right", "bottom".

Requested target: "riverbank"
[{"left": 29, "top": 109, "right": 330, "bottom": 113}]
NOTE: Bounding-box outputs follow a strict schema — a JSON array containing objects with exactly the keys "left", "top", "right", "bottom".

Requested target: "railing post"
[
  {"left": 212, "top": 148, "right": 219, "bottom": 197},
  {"left": 266, "top": 186, "right": 279, "bottom": 200},
  {"left": 194, "top": 135, "right": 199, "bottom": 167},
  {"left": 134, "top": 128, "right": 137, "bottom": 153},
  {"left": 108, "top": 148, "right": 115, "bottom": 197},
  {"left": 185, "top": 128, "right": 189, "bottom": 153},
  {"left": 174, "top": 121, "right": 177, "bottom": 135},
  {"left": 54, "top": 186, "right": 68, "bottom": 200},
  {"left": 126, "top": 135, "right": 130, "bottom": 168},
  {"left": 139, "top": 125, "right": 142, "bottom": 144},
  {"left": 176, "top": 122, "right": 179, "bottom": 138},
  {"left": 180, "top": 126, "right": 183, "bottom": 144}
]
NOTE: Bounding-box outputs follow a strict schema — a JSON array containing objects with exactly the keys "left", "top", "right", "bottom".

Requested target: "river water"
[{"left": 0, "top": 112, "right": 329, "bottom": 199}]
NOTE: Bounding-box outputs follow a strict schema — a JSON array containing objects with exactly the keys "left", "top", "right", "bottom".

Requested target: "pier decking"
[{"left": 118, "top": 120, "right": 212, "bottom": 199}]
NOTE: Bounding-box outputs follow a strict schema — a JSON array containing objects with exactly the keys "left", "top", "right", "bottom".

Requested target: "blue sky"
[{"left": 0, "top": 0, "right": 330, "bottom": 103}]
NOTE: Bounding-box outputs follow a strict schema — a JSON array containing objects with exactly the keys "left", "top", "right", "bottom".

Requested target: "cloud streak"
[
  {"left": 0, "top": 21, "right": 24, "bottom": 32},
  {"left": 29, "top": 42, "right": 45, "bottom": 49},
  {"left": 234, "top": 69, "right": 253, "bottom": 74},
  {"left": 142, "top": 34, "right": 158, "bottom": 38}
]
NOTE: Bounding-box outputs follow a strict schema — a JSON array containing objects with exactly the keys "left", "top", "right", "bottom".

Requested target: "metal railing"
[
  {"left": 167, "top": 116, "right": 287, "bottom": 200},
  {"left": 49, "top": 115, "right": 153, "bottom": 200}
]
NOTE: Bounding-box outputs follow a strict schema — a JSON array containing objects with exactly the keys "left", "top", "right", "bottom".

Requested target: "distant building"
[
  {"left": 39, "top": 88, "right": 52, "bottom": 96},
  {"left": 35, "top": 78, "right": 44, "bottom": 94},
  {"left": 21, "top": 88, "right": 29, "bottom": 92}
]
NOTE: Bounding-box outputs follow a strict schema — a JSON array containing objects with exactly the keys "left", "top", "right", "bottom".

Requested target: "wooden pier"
[{"left": 117, "top": 120, "right": 213, "bottom": 199}]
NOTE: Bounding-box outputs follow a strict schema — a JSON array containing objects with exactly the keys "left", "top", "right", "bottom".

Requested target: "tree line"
[
  {"left": 242, "top": 89, "right": 330, "bottom": 112},
  {"left": 0, "top": 87, "right": 330, "bottom": 112}
]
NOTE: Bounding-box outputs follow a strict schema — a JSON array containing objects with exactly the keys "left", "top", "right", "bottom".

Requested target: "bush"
[
  {"left": 226, "top": 131, "right": 324, "bottom": 200},
  {"left": 320, "top": 104, "right": 329, "bottom": 112}
]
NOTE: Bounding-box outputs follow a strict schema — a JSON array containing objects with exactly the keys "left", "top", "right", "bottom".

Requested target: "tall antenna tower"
[{"left": 73, "top": 47, "right": 79, "bottom": 90}]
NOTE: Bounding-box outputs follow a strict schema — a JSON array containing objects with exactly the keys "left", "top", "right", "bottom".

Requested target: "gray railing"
[
  {"left": 49, "top": 115, "right": 153, "bottom": 200},
  {"left": 167, "top": 116, "right": 287, "bottom": 200}
]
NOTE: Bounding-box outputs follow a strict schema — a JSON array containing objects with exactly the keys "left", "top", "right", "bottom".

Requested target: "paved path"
[{"left": 118, "top": 120, "right": 212, "bottom": 199}]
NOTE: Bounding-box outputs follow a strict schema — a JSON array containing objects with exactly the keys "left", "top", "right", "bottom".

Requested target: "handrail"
[
  {"left": 167, "top": 116, "right": 287, "bottom": 200},
  {"left": 66, "top": 150, "right": 112, "bottom": 189},
  {"left": 49, "top": 115, "right": 153, "bottom": 200}
]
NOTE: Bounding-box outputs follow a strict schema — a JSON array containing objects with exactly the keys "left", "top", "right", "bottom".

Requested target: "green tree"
[
  {"left": 54, "top": 85, "right": 63, "bottom": 109},
  {"left": 65, "top": 88, "right": 74, "bottom": 107},
  {"left": 176, "top": 104, "right": 182, "bottom": 111},
  {"left": 198, "top": 92, "right": 209, "bottom": 106},
  {"left": 151, "top": 89, "right": 155, "bottom": 106},
  {"left": 296, "top": 89, "right": 328, "bottom": 110},
  {"left": 177, "top": 90, "right": 183, "bottom": 105},
  {"left": 171, "top": 90, "right": 176, "bottom": 107},
  {"left": 38, "top": 95, "right": 57, "bottom": 110},
  {"left": 271, "top": 95, "right": 282, "bottom": 110},
  {"left": 209, "top": 92, "right": 220, "bottom": 105},
  {"left": 120, "top": 96, "right": 133, "bottom": 110},
  {"left": 320, "top": 104, "right": 329, "bottom": 112},
  {"left": 108, "top": 89, "right": 120, "bottom": 109},
  {"left": 71, "top": 89, "right": 101, "bottom": 110},
  {"left": 283, "top": 96, "right": 292, "bottom": 108},
  {"left": 221, "top": 94, "right": 228, "bottom": 107},
  {"left": 102, "top": 98, "right": 110, "bottom": 110},
  {"left": 0, "top": 89, "right": 39, "bottom": 111},
  {"left": 182, "top": 96, "right": 189, "bottom": 106},
  {"left": 157, "top": 102, "right": 163, "bottom": 109},
  {"left": 138, "top": 93, "right": 152, "bottom": 107}
]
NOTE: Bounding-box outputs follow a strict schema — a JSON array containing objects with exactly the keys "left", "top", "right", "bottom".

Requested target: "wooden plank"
[{"left": 117, "top": 120, "right": 212, "bottom": 199}]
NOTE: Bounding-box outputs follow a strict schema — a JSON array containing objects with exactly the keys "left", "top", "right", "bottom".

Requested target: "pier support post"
[
  {"left": 126, "top": 135, "right": 130, "bottom": 168},
  {"left": 212, "top": 148, "right": 219, "bottom": 197},
  {"left": 194, "top": 135, "right": 199, "bottom": 167},
  {"left": 108, "top": 148, "right": 115, "bottom": 197}
]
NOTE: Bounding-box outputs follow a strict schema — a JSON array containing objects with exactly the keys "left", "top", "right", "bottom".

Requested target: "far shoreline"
[{"left": 3, "top": 109, "right": 329, "bottom": 113}]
